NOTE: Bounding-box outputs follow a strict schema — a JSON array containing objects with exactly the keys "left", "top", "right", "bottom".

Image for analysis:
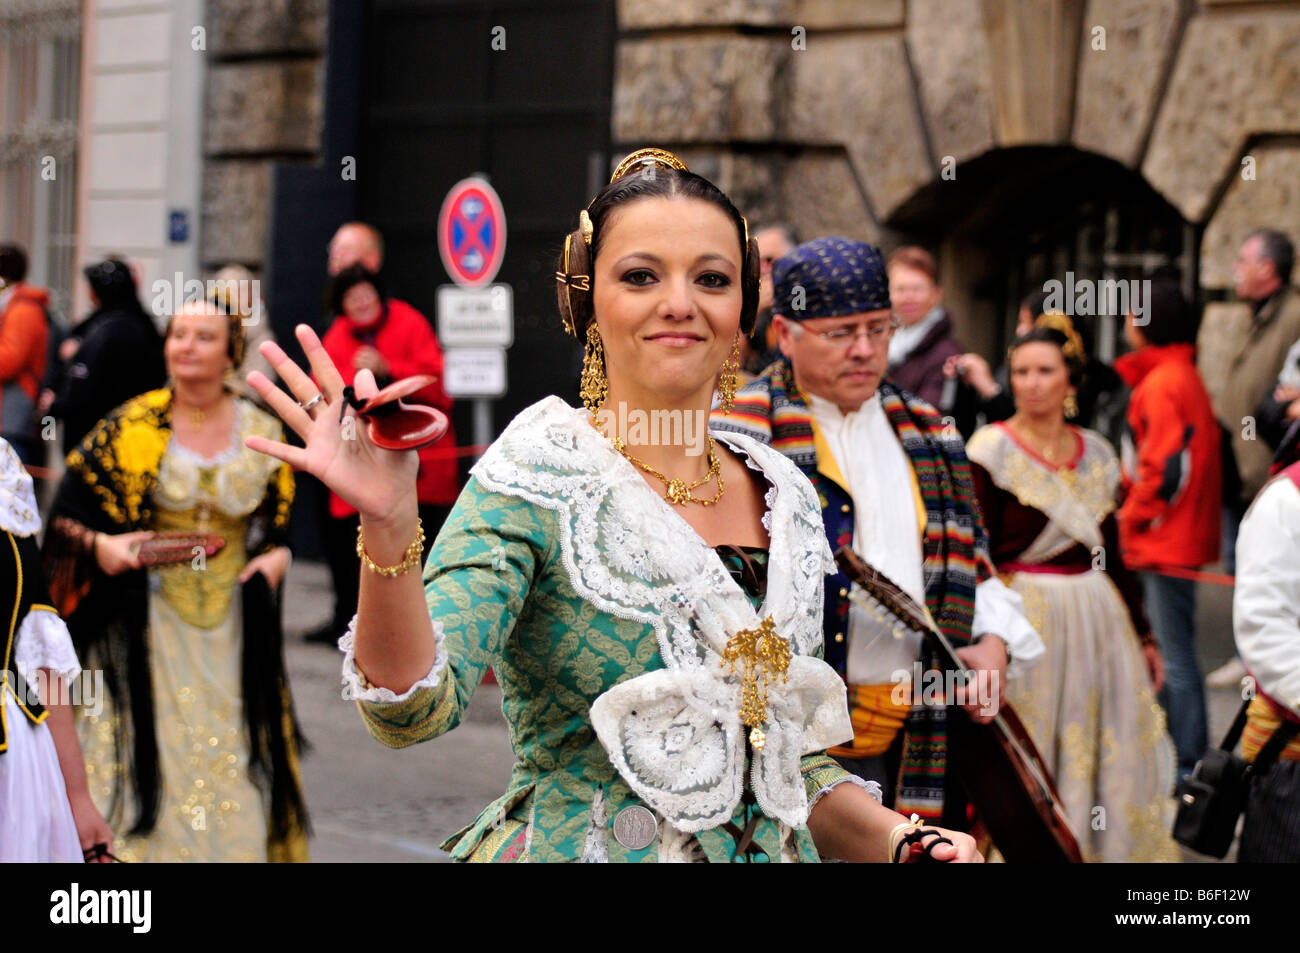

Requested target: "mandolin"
[{"left": 834, "top": 546, "right": 1083, "bottom": 863}]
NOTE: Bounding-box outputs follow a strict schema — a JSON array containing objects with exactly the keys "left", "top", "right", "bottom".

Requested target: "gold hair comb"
[
  {"left": 1035, "top": 311, "right": 1086, "bottom": 363},
  {"left": 609, "top": 147, "right": 689, "bottom": 183}
]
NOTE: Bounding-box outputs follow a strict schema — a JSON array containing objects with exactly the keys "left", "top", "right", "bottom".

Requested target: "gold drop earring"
[
  {"left": 1064, "top": 391, "right": 1079, "bottom": 419},
  {"left": 716, "top": 331, "right": 742, "bottom": 416},
  {"left": 580, "top": 321, "right": 608, "bottom": 418}
]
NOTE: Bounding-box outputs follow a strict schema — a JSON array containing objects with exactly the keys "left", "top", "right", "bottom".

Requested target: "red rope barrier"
[
  {"left": 21, "top": 442, "right": 492, "bottom": 484},
  {"left": 1144, "top": 565, "right": 1236, "bottom": 587}
]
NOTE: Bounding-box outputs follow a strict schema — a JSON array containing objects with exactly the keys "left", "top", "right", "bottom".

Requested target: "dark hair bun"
[{"left": 555, "top": 230, "right": 594, "bottom": 337}]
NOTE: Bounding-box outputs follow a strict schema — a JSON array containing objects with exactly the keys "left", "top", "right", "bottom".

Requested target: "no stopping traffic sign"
[{"left": 437, "top": 177, "right": 507, "bottom": 288}]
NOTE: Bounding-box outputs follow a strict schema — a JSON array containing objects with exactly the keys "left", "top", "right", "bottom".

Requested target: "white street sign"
[
  {"left": 437, "top": 284, "right": 513, "bottom": 347},
  {"left": 444, "top": 347, "right": 507, "bottom": 398}
]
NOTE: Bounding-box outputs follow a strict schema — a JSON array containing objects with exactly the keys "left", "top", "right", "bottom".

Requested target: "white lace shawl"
[{"left": 471, "top": 397, "right": 853, "bottom": 832}]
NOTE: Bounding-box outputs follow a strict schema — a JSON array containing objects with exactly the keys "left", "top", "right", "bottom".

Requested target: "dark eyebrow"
[{"left": 613, "top": 253, "right": 738, "bottom": 271}]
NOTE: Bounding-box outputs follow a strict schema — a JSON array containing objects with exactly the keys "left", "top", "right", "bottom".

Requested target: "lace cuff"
[
  {"left": 339, "top": 614, "right": 448, "bottom": 704},
  {"left": 13, "top": 608, "right": 81, "bottom": 682},
  {"left": 808, "top": 774, "right": 883, "bottom": 811}
]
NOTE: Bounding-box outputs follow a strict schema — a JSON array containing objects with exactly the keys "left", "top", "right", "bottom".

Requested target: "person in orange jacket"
[
  {"left": 1116, "top": 279, "right": 1221, "bottom": 779},
  {"left": 0, "top": 244, "right": 50, "bottom": 465}
]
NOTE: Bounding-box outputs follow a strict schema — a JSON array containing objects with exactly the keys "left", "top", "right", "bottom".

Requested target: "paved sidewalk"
[{"left": 282, "top": 560, "right": 514, "bottom": 862}]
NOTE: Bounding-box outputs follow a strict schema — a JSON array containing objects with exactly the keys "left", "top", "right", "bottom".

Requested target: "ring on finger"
[{"left": 298, "top": 392, "right": 324, "bottom": 412}]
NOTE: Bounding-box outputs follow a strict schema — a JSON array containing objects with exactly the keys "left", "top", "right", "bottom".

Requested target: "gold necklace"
[
  {"left": 613, "top": 436, "right": 725, "bottom": 506},
  {"left": 1014, "top": 421, "right": 1071, "bottom": 465},
  {"left": 177, "top": 395, "right": 223, "bottom": 432}
]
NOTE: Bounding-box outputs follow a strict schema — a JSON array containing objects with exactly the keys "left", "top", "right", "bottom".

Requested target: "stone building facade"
[
  {"left": 613, "top": 0, "right": 1300, "bottom": 349},
  {"left": 55, "top": 0, "right": 326, "bottom": 315},
  {"left": 199, "top": 0, "right": 1300, "bottom": 356},
  {"left": 7, "top": 0, "right": 1299, "bottom": 376},
  {"left": 201, "top": 0, "right": 326, "bottom": 273}
]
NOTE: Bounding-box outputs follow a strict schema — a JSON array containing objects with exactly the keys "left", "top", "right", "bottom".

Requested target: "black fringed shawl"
[{"left": 43, "top": 387, "right": 309, "bottom": 847}]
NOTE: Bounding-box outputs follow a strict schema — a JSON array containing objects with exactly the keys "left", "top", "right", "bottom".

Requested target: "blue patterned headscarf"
[{"left": 771, "top": 236, "right": 891, "bottom": 320}]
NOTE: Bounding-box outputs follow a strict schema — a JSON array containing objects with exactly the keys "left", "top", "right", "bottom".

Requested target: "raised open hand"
[{"left": 244, "top": 324, "right": 421, "bottom": 520}]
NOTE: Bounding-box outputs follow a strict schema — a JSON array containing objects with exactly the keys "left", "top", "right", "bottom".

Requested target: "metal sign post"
[{"left": 436, "top": 176, "right": 509, "bottom": 449}]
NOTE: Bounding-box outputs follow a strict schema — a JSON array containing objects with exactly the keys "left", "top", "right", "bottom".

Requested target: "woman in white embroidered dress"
[
  {"left": 246, "top": 150, "right": 983, "bottom": 862},
  {"left": 966, "top": 317, "right": 1177, "bottom": 861}
]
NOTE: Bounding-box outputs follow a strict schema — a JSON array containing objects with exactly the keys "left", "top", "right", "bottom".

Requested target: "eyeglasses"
[{"left": 803, "top": 316, "right": 900, "bottom": 347}]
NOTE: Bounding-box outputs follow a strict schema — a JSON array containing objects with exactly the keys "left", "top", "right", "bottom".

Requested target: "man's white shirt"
[{"left": 807, "top": 392, "right": 1043, "bottom": 686}]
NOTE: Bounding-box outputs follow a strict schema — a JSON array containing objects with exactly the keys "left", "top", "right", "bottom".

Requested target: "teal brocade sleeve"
[{"left": 356, "top": 478, "right": 555, "bottom": 748}]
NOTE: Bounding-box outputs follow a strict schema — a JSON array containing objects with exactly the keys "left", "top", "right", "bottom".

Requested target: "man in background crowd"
[
  {"left": 715, "top": 236, "right": 1042, "bottom": 825},
  {"left": 0, "top": 243, "right": 50, "bottom": 464},
  {"left": 1116, "top": 280, "right": 1221, "bottom": 779},
  {"left": 303, "top": 223, "right": 458, "bottom": 645},
  {"left": 1199, "top": 229, "right": 1300, "bottom": 688},
  {"left": 1232, "top": 433, "right": 1300, "bottom": 862},
  {"left": 45, "top": 257, "right": 165, "bottom": 455},
  {"left": 886, "top": 246, "right": 964, "bottom": 414},
  {"left": 742, "top": 224, "right": 798, "bottom": 376}
]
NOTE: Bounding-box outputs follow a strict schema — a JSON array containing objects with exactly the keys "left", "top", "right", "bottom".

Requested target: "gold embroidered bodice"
[{"left": 151, "top": 400, "right": 284, "bottom": 628}]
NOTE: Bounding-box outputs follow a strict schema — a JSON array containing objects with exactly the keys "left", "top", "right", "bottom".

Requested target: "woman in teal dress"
[{"left": 246, "top": 149, "right": 983, "bottom": 862}]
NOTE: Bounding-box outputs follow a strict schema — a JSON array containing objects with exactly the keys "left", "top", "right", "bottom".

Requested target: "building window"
[{"left": 0, "top": 0, "right": 80, "bottom": 318}]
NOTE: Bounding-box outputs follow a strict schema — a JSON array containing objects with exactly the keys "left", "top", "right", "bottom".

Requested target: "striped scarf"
[{"left": 717, "top": 359, "right": 992, "bottom": 822}]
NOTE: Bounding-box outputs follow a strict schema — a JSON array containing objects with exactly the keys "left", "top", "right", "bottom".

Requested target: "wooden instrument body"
[
  {"left": 947, "top": 695, "right": 1083, "bottom": 862},
  {"left": 834, "top": 546, "right": 1083, "bottom": 863}
]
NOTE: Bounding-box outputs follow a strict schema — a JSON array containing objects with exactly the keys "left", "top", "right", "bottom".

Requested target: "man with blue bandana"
[{"left": 713, "top": 237, "right": 1043, "bottom": 828}]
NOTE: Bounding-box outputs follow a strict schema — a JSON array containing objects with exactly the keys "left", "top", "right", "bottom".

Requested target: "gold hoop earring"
[
  {"left": 580, "top": 321, "right": 608, "bottom": 418},
  {"left": 1063, "top": 393, "right": 1079, "bottom": 419},
  {"left": 716, "top": 332, "right": 742, "bottom": 416}
]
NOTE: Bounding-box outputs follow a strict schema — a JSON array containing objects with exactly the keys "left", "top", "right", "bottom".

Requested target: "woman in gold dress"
[{"left": 45, "top": 298, "right": 308, "bottom": 862}]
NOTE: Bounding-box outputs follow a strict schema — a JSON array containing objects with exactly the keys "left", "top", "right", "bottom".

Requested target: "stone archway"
[{"left": 885, "top": 145, "right": 1191, "bottom": 365}]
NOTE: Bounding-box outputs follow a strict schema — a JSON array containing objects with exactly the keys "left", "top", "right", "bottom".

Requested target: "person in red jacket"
[
  {"left": 1116, "top": 279, "right": 1221, "bottom": 779},
  {"left": 313, "top": 264, "right": 458, "bottom": 645},
  {"left": 0, "top": 244, "right": 50, "bottom": 464}
]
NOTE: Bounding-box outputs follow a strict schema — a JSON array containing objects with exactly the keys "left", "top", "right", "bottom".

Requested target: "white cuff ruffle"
[
  {"left": 808, "top": 774, "right": 883, "bottom": 811},
  {"left": 338, "top": 614, "right": 448, "bottom": 703}
]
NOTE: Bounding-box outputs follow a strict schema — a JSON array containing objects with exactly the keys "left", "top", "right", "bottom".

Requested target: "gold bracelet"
[{"left": 356, "top": 518, "right": 425, "bottom": 577}]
